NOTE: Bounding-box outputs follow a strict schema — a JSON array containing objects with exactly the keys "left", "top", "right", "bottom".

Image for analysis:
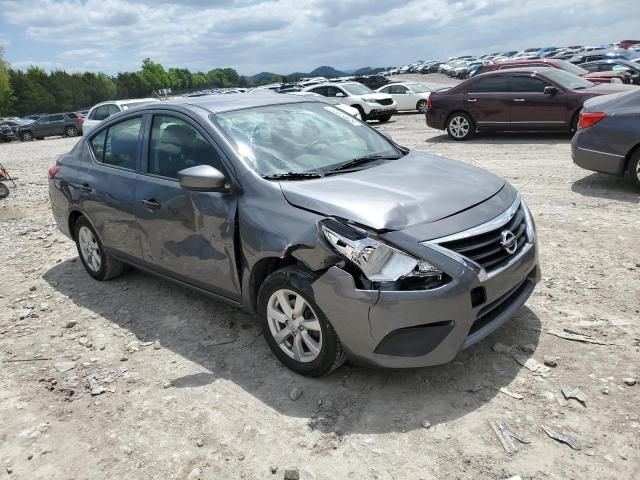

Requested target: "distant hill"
[
  {"left": 308, "top": 66, "right": 347, "bottom": 78},
  {"left": 248, "top": 71, "right": 280, "bottom": 82}
]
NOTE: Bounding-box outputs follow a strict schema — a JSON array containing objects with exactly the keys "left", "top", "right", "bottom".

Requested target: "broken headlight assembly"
[{"left": 320, "top": 219, "right": 448, "bottom": 290}]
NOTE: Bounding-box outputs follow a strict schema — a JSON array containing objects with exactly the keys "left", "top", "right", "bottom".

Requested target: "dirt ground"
[{"left": 1, "top": 75, "right": 639, "bottom": 480}]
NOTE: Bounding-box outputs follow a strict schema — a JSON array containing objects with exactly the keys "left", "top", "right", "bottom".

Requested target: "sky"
[{"left": 0, "top": 0, "right": 637, "bottom": 76}]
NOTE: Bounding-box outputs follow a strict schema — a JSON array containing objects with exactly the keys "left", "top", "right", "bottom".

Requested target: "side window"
[
  {"left": 378, "top": 86, "right": 390, "bottom": 94},
  {"left": 92, "top": 106, "right": 110, "bottom": 121},
  {"left": 38, "top": 116, "right": 51, "bottom": 124},
  {"left": 90, "top": 117, "right": 142, "bottom": 171},
  {"left": 148, "top": 115, "right": 224, "bottom": 180},
  {"left": 468, "top": 76, "right": 508, "bottom": 93},
  {"left": 310, "top": 86, "right": 329, "bottom": 97},
  {"left": 390, "top": 85, "right": 409, "bottom": 94},
  {"left": 510, "top": 76, "right": 548, "bottom": 93},
  {"left": 49, "top": 114, "right": 64, "bottom": 122},
  {"left": 106, "top": 104, "right": 120, "bottom": 117},
  {"left": 581, "top": 64, "right": 598, "bottom": 72},
  {"left": 327, "top": 87, "right": 343, "bottom": 97}
]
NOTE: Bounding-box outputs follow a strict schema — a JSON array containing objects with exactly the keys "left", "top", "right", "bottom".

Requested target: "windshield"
[
  {"left": 542, "top": 68, "right": 594, "bottom": 89},
  {"left": 409, "top": 83, "right": 431, "bottom": 93},
  {"left": 341, "top": 83, "right": 373, "bottom": 95},
  {"left": 214, "top": 102, "right": 399, "bottom": 177},
  {"left": 556, "top": 60, "right": 588, "bottom": 76}
]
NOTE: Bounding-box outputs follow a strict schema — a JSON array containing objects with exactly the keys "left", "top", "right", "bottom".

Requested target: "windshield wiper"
[
  {"left": 262, "top": 171, "right": 323, "bottom": 180},
  {"left": 324, "top": 154, "right": 402, "bottom": 175}
]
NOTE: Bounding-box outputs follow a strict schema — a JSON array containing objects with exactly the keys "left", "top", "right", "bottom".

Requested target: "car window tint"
[
  {"left": 91, "top": 117, "right": 141, "bottom": 170},
  {"left": 107, "top": 104, "right": 120, "bottom": 116},
  {"left": 581, "top": 64, "right": 598, "bottom": 72},
  {"left": 468, "top": 76, "right": 508, "bottom": 93},
  {"left": 310, "top": 86, "right": 328, "bottom": 96},
  {"left": 327, "top": 87, "right": 343, "bottom": 97},
  {"left": 49, "top": 114, "right": 64, "bottom": 122},
  {"left": 510, "top": 76, "right": 548, "bottom": 93},
  {"left": 38, "top": 116, "right": 51, "bottom": 124},
  {"left": 148, "top": 115, "right": 223, "bottom": 179},
  {"left": 94, "top": 106, "right": 110, "bottom": 121},
  {"left": 390, "top": 85, "right": 408, "bottom": 94},
  {"left": 379, "top": 86, "right": 390, "bottom": 93}
]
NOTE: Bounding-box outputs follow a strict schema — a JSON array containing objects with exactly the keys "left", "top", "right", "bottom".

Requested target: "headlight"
[
  {"left": 321, "top": 220, "right": 442, "bottom": 282},
  {"left": 520, "top": 198, "right": 536, "bottom": 243}
]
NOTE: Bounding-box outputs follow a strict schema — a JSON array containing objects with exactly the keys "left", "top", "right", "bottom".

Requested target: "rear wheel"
[
  {"left": 0, "top": 183, "right": 9, "bottom": 199},
  {"left": 378, "top": 114, "right": 392, "bottom": 123},
  {"left": 74, "top": 217, "right": 125, "bottom": 281},
  {"left": 628, "top": 150, "right": 640, "bottom": 190},
  {"left": 65, "top": 126, "right": 78, "bottom": 137},
  {"left": 446, "top": 112, "right": 475, "bottom": 141},
  {"left": 21, "top": 131, "right": 33, "bottom": 142},
  {"left": 258, "top": 266, "right": 346, "bottom": 377}
]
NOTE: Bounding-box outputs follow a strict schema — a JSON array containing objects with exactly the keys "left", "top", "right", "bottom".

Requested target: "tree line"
[{"left": 0, "top": 53, "right": 273, "bottom": 117}]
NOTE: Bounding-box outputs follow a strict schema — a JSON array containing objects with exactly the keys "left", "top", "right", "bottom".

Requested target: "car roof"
[
  {"left": 476, "top": 66, "right": 556, "bottom": 76},
  {"left": 145, "top": 91, "right": 317, "bottom": 114}
]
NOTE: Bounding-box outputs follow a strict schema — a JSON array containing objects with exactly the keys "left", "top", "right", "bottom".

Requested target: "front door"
[
  {"left": 389, "top": 84, "right": 414, "bottom": 110},
  {"left": 134, "top": 113, "right": 240, "bottom": 300},
  {"left": 47, "top": 114, "right": 66, "bottom": 136},
  {"left": 508, "top": 74, "right": 568, "bottom": 128},
  {"left": 465, "top": 75, "right": 511, "bottom": 127}
]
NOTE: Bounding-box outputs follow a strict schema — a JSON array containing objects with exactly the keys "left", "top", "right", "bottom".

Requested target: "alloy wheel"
[
  {"left": 22, "top": 132, "right": 33, "bottom": 141},
  {"left": 418, "top": 101, "right": 428, "bottom": 113},
  {"left": 66, "top": 127, "right": 78, "bottom": 137},
  {"left": 449, "top": 116, "right": 470, "bottom": 139},
  {"left": 266, "top": 289, "right": 323, "bottom": 363},
  {"left": 78, "top": 226, "right": 102, "bottom": 272}
]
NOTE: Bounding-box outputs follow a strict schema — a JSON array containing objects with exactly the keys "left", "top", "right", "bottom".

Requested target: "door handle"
[
  {"left": 466, "top": 99, "right": 477, "bottom": 102},
  {"left": 513, "top": 98, "right": 526, "bottom": 102},
  {"left": 76, "top": 183, "right": 92, "bottom": 193},
  {"left": 141, "top": 199, "right": 161, "bottom": 210}
]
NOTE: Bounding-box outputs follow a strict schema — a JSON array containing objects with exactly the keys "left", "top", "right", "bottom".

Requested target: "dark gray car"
[
  {"left": 571, "top": 89, "right": 640, "bottom": 189},
  {"left": 48, "top": 93, "right": 539, "bottom": 376}
]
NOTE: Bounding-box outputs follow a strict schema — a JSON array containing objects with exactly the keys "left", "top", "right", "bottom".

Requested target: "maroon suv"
[
  {"left": 475, "top": 58, "right": 631, "bottom": 84},
  {"left": 426, "top": 67, "right": 636, "bottom": 140}
]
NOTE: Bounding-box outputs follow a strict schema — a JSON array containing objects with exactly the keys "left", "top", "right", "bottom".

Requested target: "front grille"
[
  {"left": 468, "top": 277, "right": 531, "bottom": 335},
  {"left": 439, "top": 204, "right": 527, "bottom": 271},
  {"left": 376, "top": 98, "right": 394, "bottom": 106}
]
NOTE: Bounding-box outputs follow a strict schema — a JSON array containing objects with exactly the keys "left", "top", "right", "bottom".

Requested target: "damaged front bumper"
[{"left": 311, "top": 241, "right": 539, "bottom": 368}]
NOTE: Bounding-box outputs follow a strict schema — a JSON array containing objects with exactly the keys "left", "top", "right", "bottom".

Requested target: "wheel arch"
[
  {"left": 247, "top": 256, "right": 298, "bottom": 314},
  {"left": 624, "top": 142, "right": 640, "bottom": 173},
  {"left": 68, "top": 209, "right": 99, "bottom": 241}
]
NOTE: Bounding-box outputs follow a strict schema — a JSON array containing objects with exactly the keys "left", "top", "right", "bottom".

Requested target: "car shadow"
[
  {"left": 425, "top": 131, "right": 572, "bottom": 145},
  {"left": 571, "top": 172, "right": 639, "bottom": 204},
  {"left": 43, "top": 259, "right": 541, "bottom": 435}
]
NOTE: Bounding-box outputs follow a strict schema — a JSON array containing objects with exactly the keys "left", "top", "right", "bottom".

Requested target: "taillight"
[
  {"left": 48, "top": 165, "right": 61, "bottom": 180},
  {"left": 427, "top": 97, "right": 433, "bottom": 110},
  {"left": 579, "top": 112, "right": 607, "bottom": 129}
]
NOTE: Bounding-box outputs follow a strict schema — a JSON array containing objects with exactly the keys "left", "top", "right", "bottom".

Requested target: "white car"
[
  {"left": 376, "top": 82, "right": 432, "bottom": 113},
  {"left": 289, "top": 92, "right": 362, "bottom": 119},
  {"left": 82, "top": 98, "right": 160, "bottom": 135},
  {"left": 302, "top": 82, "right": 397, "bottom": 122}
]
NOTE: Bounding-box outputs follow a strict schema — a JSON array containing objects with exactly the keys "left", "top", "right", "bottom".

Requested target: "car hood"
[
  {"left": 577, "top": 83, "right": 638, "bottom": 95},
  {"left": 279, "top": 150, "right": 505, "bottom": 231}
]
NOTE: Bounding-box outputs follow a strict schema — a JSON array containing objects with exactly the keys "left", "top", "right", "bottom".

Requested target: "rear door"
[
  {"left": 508, "top": 74, "right": 568, "bottom": 128},
  {"left": 465, "top": 75, "right": 510, "bottom": 126},
  {"left": 77, "top": 116, "right": 144, "bottom": 258},
  {"left": 47, "top": 114, "right": 66, "bottom": 136},
  {"left": 133, "top": 112, "right": 241, "bottom": 299},
  {"left": 389, "top": 84, "right": 413, "bottom": 110}
]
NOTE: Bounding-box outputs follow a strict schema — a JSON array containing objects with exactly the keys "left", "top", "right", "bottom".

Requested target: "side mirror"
[
  {"left": 544, "top": 86, "right": 558, "bottom": 95},
  {"left": 178, "top": 165, "right": 228, "bottom": 192},
  {"left": 335, "top": 92, "right": 346, "bottom": 98}
]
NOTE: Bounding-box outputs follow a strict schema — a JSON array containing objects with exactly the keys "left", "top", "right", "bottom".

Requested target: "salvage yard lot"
[{"left": 1, "top": 75, "right": 639, "bottom": 479}]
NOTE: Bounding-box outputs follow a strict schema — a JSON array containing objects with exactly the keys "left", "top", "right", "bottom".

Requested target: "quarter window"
[
  {"left": 468, "top": 76, "right": 508, "bottom": 93},
  {"left": 148, "top": 115, "right": 224, "bottom": 179},
  {"left": 510, "top": 76, "right": 548, "bottom": 93},
  {"left": 90, "top": 117, "right": 142, "bottom": 171}
]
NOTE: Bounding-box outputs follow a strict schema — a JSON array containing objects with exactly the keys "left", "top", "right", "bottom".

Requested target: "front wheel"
[
  {"left": 417, "top": 99, "right": 428, "bottom": 113},
  {"left": 446, "top": 112, "right": 475, "bottom": 141},
  {"left": 378, "top": 114, "right": 392, "bottom": 123},
  {"left": 74, "top": 217, "right": 125, "bottom": 281},
  {"left": 65, "top": 126, "right": 78, "bottom": 137},
  {"left": 258, "top": 266, "right": 346, "bottom": 377},
  {"left": 352, "top": 105, "right": 367, "bottom": 122},
  {"left": 628, "top": 150, "right": 640, "bottom": 190},
  {"left": 21, "top": 131, "right": 33, "bottom": 142}
]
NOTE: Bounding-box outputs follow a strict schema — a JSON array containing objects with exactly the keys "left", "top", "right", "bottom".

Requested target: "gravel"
[{"left": 1, "top": 75, "right": 639, "bottom": 478}]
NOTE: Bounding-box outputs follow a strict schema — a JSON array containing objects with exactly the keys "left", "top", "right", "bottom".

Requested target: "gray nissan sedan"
[{"left": 49, "top": 93, "right": 539, "bottom": 376}]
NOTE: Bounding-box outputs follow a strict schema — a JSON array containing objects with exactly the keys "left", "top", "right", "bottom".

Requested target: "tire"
[
  {"left": 352, "top": 105, "right": 367, "bottom": 122},
  {"left": 257, "top": 266, "right": 346, "bottom": 377},
  {"left": 417, "top": 99, "right": 428, "bottom": 113},
  {"left": 74, "top": 216, "right": 125, "bottom": 281},
  {"left": 21, "top": 131, "right": 33, "bottom": 142},
  {"left": 446, "top": 112, "right": 475, "bottom": 141},
  {"left": 378, "top": 114, "right": 392, "bottom": 123},
  {"left": 0, "top": 183, "right": 9, "bottom": 199},
  {"left": 65, "top": 126, "right": 78, "bottom": 138},
  {"left": 627, "top": 150, "right": 640, "bottom": 190}
]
